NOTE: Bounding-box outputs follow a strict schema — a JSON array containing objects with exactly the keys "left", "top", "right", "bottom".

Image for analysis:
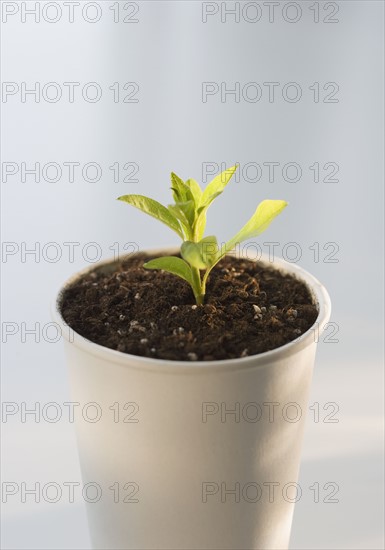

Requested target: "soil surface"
[{"left": 61, "top": 253, "right": 318, "bottom": 361}]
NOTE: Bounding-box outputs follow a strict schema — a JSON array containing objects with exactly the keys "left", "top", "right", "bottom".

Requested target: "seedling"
[{"left": 118, "top": 166, "right": 287, "bottom": 305}]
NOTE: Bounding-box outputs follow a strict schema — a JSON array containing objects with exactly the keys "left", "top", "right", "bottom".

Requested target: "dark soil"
[{"left": 61, "top": 253, "right": 318, "bottom": 361}]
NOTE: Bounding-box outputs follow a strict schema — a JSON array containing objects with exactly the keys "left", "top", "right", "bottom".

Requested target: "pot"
[{"left": 53, "top": 248, "right": 331, "bottom": 550}]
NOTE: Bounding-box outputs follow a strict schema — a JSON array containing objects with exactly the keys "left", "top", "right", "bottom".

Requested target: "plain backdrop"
[{"left": 1, "top": 1, "right": 384, "bottom": 548}]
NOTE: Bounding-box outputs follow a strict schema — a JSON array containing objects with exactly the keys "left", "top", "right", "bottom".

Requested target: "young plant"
[{"left": 118, "top": 166, "right": 287, "bottom": 305}]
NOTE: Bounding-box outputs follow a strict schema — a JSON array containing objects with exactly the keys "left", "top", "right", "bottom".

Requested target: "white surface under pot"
[{"left": 53, "top": 249, "right": 331, "bottom": 550}]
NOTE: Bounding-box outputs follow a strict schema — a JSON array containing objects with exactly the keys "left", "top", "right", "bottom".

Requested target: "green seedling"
[{"left": 118, "top": 165, "right": 287, "bottom": 305}]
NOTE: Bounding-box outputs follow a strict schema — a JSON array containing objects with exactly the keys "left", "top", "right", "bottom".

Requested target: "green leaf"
[
  {"left": 177, "top": 200, "right": 196, "bottom": 227},
  {"left": 192, "top": 165, "right": 238, "bottom": 241},
  {"left": 186, "top": 178, "right": 202, "bottom": 207},
  {"left": 118, "top": 194, "right": 183, "bottom": 238},
  {"left": 168, "top": 204, "right": 194, "bottom": 239},
  {"left": 193, "top": 202, "right": 211, "bottom": 241},
  {"left": 201, "top": 165, "right": 238, "bottom": 206},
  {"left": 181, "top": 242, "right": 206, "bottom": 269},
  {"left": 225, "top": 200, "right": 288, "bottom": 252},
  {"left": 143, "top": 256, "right": 193, "bottom": 286},
  {"left": 200, "top": 235, "right": 219, "bottom": 266},
  {"left": 169, "top": 172, "right": 198, "bottom": 233},
  {"left": 181, "top": 236, "right": 219, "bottom": 269},
  {"left": 170, "top": 172, "right": 193, "bottom": 204}
]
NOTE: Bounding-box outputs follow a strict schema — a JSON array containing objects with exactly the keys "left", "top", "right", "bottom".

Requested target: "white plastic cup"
[{"left": 53, "top": 250, "right": 331, "bottom": 550}]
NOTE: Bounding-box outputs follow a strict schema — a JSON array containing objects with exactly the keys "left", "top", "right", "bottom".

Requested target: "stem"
[
  {"left": 191, "top": 266, "right": 204, "bottom": 305},
  {"left": 201, "top": 268, "right": 210, "bottom": 297},
  {"left": 199, "top": 258, "right": 223, "bottom": 302}
]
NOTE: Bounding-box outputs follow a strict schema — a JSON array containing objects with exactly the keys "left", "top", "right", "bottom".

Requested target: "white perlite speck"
[
  {"left": 187, "top": 352, "right": 198, "bottom": 361},
  {"left": 253, "top": 304, "right": 262, "bottom": 320},
  {"left": 129, "top": 320, "right": 146, "bottom": 333},
  {"left": 286, "top": 308, "right": 298, "bottom": 323}
]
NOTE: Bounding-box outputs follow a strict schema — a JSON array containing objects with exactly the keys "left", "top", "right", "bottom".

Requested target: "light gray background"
[{"left": 1, "top": 1, "right": 384, "bottom": 548}]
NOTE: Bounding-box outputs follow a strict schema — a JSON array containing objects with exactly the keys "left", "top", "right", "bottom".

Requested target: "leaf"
[
  {"left": 193, "top": 195, "right": 223, "bottom": 241},
  {"left": 168, "top": 204, "right": 194, "bottom": 239},
  {"left": 200, "top": 235, "right": 219, "bottom": 266},
  {"left": 170, "top": 172, "right": 185, "bottom": 202},
  {"left": 181, "top": 236, "right": 219, "bottom": 269},
  {"left": 177, "top": 200, "right": 196, "bottom": 227},
  {"left": 201, "top": 165, "right": 238, "bottom": 206},
  {"left": 193, "top": 202, "right": 211, "bottom": 241},
  {"left": 143, "top": 256, "right": 193, "bottom": 286},
  {"left": 225, "top": 200, "right": 288, "bottom": 252},
  {"left": 186, "top": 178, "right": 203, "bottom": 207},
  {"left": 169, "top": 173, "right": 199, "bottom": 233},
  {"left": 118, "top": 194, "right": 183, "bottom": 238},
  {"left": 192, "top": 165, "right": 238, "bottom": 241},
  {"left": 181, "top": 242, "right": 206, "bottom": 269},
  {"left": 170, "top": 172, "right": 193, "bottom": 204}
]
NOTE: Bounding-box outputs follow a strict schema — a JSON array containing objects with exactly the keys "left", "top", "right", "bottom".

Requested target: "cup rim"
[{"left": 52, "top": 248, "right": 331, "bottom": 373}]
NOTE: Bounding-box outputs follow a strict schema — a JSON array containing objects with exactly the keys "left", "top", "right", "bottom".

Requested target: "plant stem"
[
  {"left": 191, "top": 267, "right": 204, "bottom": 305},
  {"left": 201, "top": 269, "right": 210, "bottom": 297}
]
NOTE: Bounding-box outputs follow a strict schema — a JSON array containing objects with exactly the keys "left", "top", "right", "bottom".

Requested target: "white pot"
[{"left": 53, "top": 249, "right": 331, "bottom": 550}]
